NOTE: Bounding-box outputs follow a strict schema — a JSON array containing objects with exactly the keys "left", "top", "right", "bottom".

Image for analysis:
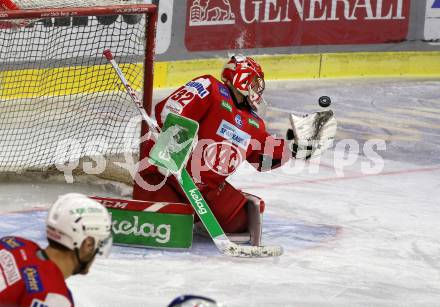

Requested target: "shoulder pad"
[
  {"left": 185, "top": 77, "right": 211, "bottom": 98},
  {"left": 0, "top": 236, "right": 32, "bottom": 250}
]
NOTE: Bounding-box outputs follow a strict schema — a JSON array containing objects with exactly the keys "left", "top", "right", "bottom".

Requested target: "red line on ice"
[
  {"left": 240, "top": 165, "right": 440, "bottom": 190},
  {"left": 0, "top": 207, "right": 47, "bottom": 216}
]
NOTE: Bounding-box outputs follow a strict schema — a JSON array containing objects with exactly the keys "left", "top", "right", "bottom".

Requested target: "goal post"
[{"left": 0, "top": 4, "right": 158, "bottom": 184}]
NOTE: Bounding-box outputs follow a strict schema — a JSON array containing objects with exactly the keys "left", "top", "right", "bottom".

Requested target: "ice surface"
[{"left": 1, "top": 79, "right": 439, "bottom": 306}]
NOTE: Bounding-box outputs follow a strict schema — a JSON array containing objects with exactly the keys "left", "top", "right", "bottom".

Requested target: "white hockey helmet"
[
  {"left": 46, "top": 193, "right": 112, "bottom": 257},
  {"left": 168, "top": 295, "right": 220, "bottom": 307}
]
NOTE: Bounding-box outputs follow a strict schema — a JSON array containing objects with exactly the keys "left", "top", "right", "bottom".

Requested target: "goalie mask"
[{"left": 221, "top": 54, "right": 266, "bottom": 115}]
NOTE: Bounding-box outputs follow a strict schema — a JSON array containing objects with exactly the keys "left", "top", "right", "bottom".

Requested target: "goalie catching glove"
[{"left": 287, "top": 110, "right": 337, "bottom": 160}]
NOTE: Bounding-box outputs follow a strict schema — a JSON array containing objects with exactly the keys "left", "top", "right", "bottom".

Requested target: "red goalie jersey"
[
  {"left": 0, "top": 237, "right": 73, "bottom": 307},
  {"left": 156, "top": 75, "right": 290, "bottom": 185},
  {"left": 134, "top": 74, "right": 291, "bottom": 233}
]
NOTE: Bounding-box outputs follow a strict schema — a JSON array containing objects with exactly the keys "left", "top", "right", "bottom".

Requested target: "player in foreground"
[
  {"left": 0, "top": 193, "right": 112, "bottom": 306},
  {"left": 168, "top": 294, "right": 220, "bottom": 306},
  {"left": 134, "top": 54, "right": 334, "bottom": 246}
]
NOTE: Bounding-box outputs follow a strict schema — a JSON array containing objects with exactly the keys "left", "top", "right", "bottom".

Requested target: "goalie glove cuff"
[
  {"left": 287, "top": 129, "right": 313, "bottom": 160},
  {"left": 286, "top": 128, "right": 295, "bottom": 141}
]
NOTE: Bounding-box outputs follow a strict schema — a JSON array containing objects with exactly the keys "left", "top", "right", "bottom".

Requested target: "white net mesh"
[
  {"left": 1, "top": 0, "right": 146, "bottom": 9},
  {"left": 0, "top": 8, "right": 151, "bottom": 184}
]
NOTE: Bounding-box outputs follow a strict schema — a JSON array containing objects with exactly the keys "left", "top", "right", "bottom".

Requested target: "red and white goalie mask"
[{"left": 221, "top": 54, "right": 266, "bottom": 115}]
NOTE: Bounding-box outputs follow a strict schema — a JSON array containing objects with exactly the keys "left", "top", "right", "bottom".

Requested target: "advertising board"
[
  {"left": 185, "top": 0, "right": 410, "bottom": 51},
  {"left": 424, "top": 0, "right": 440, "bottom": 42}
]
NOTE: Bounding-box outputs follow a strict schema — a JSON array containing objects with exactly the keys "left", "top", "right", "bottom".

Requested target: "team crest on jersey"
[
  {"left": 216, "top": 120, "right": 251, "bottom": 150},
  {"left": 185, "top": 79, "right": 210, "bottom": 98},
  {"left": 219, "top": 84, "right": 230, "bottom": 99},
  {"left": 203, "top": 141, "right": 243, "bottom": 176},
  {"left": 22, "top": 266, "right": 44, "bottom": 293},
  {"left": 234, "top": 114, "right": 243, "bottom": 128},
  {"left": 0, "top": 237, "right": 24, "bottom": 250}
]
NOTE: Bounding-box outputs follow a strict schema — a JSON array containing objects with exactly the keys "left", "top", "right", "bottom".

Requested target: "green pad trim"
[{"left": 109, "top": 208, "right": 194, "bottom": 249}]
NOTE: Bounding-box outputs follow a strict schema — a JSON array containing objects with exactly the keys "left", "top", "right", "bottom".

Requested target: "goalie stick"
[{"left": 103, "top": 49, "right": 283, "bottom": 258}]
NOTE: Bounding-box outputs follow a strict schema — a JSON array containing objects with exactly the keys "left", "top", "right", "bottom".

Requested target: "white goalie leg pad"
[
  {"left": 222, "top": 195, "right": 264, "bottom": 246},
  {"left": 244, "top": 193, "right": 264, "bottom": 246},
  {"left": 193, "top": 221, "right": 210, "bottom": 239},
  {"left": 290, "top": 110, "right": 337, "bottom": 159},
  {"left": 194, "top": 223, "right": 253, "bottom": 245},
  {"left": 193, "top": 193, "right": 265, "bottom": 246}
]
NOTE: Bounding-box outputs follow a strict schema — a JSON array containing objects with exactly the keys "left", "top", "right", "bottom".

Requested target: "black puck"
[{"left": 319, "top": 96, "right": 331, "bottom": 108}]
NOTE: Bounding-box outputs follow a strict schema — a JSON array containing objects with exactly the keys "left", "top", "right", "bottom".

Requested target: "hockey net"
[
  {"left": 0, "top": 0, "right": 143, "bottom": 9},
  {"left": 0, "top": 3, "right": 157, "bottom": 185}
]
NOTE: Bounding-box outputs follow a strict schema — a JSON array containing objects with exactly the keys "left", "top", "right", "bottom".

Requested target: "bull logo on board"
[{"left": 189, "top": 0, "right": 235, "bottom": 26}]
